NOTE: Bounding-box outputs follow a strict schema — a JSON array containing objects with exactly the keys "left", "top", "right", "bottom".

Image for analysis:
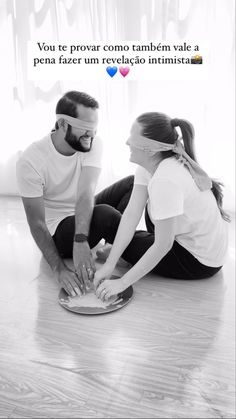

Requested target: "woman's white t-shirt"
[{"left": 134, "top": 157, "right": 228, "bottom": 267}]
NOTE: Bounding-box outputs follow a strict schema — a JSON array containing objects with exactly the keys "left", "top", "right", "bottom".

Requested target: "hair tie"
[
  {"left": 171, "top": 118, "right": 179, "bottom": 128},
  {"left": 129, "top": 134, "right": 212, "bottom": 191}
]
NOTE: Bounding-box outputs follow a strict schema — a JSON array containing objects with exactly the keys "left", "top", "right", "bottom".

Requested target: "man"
[{"left": 16, "top": 91, "right": 133, "bottom": 297}]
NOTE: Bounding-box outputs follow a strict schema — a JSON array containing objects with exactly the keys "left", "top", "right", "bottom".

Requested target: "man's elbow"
[
  {"left": 76, "top": 189, "right": 94, "bottom": 203},
  {"left": 29, "top": 220, "right": 47, "bottom": 235}
]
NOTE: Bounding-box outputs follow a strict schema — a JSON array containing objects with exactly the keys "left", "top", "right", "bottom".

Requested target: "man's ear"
[{"left": 57, "top": 118, "right": 68, "bottom": 132}]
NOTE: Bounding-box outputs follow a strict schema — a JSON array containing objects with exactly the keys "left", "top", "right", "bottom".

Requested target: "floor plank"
[{"left": 0, "top": 196, "right": 235, "bottom": 418}]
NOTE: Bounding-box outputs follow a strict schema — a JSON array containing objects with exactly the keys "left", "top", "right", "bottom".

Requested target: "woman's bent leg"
[
  {"left": 122, "top": 234, "right": 222, "bottom": 280},
  {"left": 53, "top": 207, "right": 221, "bottom": 279}
]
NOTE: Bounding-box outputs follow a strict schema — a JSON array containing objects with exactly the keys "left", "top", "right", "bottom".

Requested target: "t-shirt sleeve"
[
  {"left": 134, "top": 166, "right": 150, "bottom": 186},
  {"left": 16, "top": 158, "right": 44, "bottom": 197},
  {"left": 82, "top": 136, "right": 103, "bottom": 168},
  {"left": 148, "top": 178, "right": 184, "bottom": 220}
]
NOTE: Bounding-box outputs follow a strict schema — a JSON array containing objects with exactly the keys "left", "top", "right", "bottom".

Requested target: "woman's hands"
[
  {"left": 93, "top": 263, "right": 127, "bottom": 301},
  {"left": 95, "top": 277, "right": 126, "bottom": 301},
  {"left": 93, "top": 263, "right": 114, "bottom": 288}
]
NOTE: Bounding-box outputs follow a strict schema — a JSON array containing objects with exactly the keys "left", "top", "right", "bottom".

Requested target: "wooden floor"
[{"left": 0, "top": 196, "right": 235, "bottom": 419}]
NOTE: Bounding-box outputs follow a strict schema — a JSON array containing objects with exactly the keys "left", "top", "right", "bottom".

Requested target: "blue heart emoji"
[{"left": 106, "top": 66, "right": 118, "bottom": 77}]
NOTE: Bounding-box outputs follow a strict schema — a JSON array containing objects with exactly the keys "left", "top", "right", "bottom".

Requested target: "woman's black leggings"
[{"left": 53, "top": 175, "right": 222, "bottom": 280}]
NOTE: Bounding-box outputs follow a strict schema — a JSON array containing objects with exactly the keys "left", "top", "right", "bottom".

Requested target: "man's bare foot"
[
  {"left": 96, "top": 243, "right": 131, "bottom": 268},
  {"left": 96, "top": 243, "right": 112, "bottom": 261}
]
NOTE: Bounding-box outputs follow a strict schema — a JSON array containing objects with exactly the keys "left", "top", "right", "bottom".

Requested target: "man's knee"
[
  {"left": 123, "top": 175, "right": 134, "bottom": 189},
  {"left": 91, "top": 204, "right": 121, "bottom": 232},
  {"left": 92, "top": 204, "right": 120, "bottom": 227}
]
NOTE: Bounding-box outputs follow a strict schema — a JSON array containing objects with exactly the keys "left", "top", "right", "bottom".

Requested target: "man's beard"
[{"left": 64, "top": 126, "right": 93, "bottom": 152}]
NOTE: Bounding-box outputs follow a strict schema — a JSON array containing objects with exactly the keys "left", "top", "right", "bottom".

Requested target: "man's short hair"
[{"left": 55, "top": 91, "right": 99, "bottom": 130}]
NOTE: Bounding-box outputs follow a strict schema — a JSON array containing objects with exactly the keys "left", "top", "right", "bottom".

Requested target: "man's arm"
[
  {"left": 73, "top": 166, "right": 101, "bottom": 285},
  {"left": 22, "top": 196, "right": 61, "bottom": 271},
  {"left": 74, "top": 166, "right": 101, "bottom": 235},
  {"left": 22, "top": 196, "right": 83, "bottom": 296}
]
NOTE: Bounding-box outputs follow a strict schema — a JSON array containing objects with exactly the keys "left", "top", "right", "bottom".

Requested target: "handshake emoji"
[{"left": 191, "top": 55, "right": 203, "bottom": 64}]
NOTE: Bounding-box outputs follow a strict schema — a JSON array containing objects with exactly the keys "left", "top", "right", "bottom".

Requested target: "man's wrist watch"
[{"left": 74, "top": 233, "right": 88, "bottom": 243}]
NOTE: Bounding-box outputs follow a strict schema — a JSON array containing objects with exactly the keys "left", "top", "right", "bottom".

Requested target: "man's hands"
[
  {"left": 57, "top": 256, "right": 126, "bottom": 302},
  {"left": 57, "top": 260, "right": 84, "bottom": 297},
  {"left": 73, "top": 241, "right": 96, "bottom": 290},
  {"left": 56, "top": 242, "right": 96, "bottom": 297}
]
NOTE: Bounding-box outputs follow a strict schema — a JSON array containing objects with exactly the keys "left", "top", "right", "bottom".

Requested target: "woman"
[{"left": 93, "top": 112, "right": 229, "bottom": 301}]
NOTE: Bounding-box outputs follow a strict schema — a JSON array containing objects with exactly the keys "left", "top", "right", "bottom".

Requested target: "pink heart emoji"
[{"left": 119, "top": 67, "right": 130, "bottom": 77}]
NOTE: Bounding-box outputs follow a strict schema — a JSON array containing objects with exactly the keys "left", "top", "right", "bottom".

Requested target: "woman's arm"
[
  {"left": 96, "top": 216, "right": 177, "bottom": 299},
  {"left": 122, "top": 216, "right": 176, "bottom": 287},
  {"left": 93, "top": 185, "right": 148, "bottom": 287},
  {"left": 105, "top": 184, "right": 148, "bottom": 266}
]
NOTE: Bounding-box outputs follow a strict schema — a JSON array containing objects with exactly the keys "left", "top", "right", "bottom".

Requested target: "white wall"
[{"left": 0, "top": 0, "right": 235, "bottom": 211}]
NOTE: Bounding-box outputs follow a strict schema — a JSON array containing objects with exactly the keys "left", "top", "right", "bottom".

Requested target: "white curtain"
[{"left": 0, "top": 0, "right": 235, "bottom": 210}]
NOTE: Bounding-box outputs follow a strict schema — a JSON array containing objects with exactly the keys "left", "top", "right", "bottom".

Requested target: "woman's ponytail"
[
  {"left": 172, "top": 118, "right": 230, "bottom": 222},
  {"left": 211, "top": 180, "right": 231, "bottom": 222},
  {"left": 171, "top": 118, "right": 196, "bottom": 161}
]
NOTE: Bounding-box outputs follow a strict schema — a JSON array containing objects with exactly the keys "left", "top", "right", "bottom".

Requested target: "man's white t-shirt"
[
  {"left": 134, "top": 157, "right": 228, "bottom": 267},
  {"left": 16, "top": 134, "right": 103, "bottom": 235}
]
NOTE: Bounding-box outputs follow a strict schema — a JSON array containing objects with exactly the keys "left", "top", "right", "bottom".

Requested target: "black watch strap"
[{"left": 74, "top": 233, "right": 88, "bottom": 243}]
